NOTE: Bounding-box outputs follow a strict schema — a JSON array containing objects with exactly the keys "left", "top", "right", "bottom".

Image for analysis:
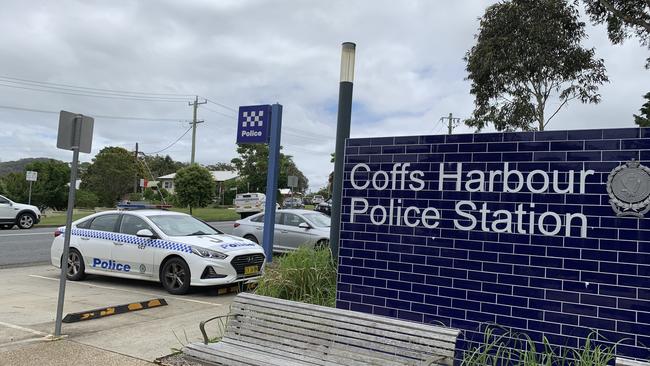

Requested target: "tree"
[
  {"left": 231, "top": 144, "right": 309, "bottom": 194},
  {"left": 81, "top": 147, "right": 142, "bottom": 206},
  {"left": 141, "top": 154, "right": 186, "bottom": 179},
  {"left": 0, "top": 172, "right": 28, "bottom": 203},
  {"left": 206, "top": 162, "right": 236, "bottom": 171},
  {"left": 465, "top": 0, "right": 608, "bottom": 131},
  {"left": 584, "top": 0, "right": 650, "bottom": 67},
  {"left": 174, "top": 164, "right": 215, "bottom": 214},
  {"left": 635, "top": 92, "right": 650, "bottom": 126},
  {"left": 24, "top": 159, "right": 70, "bottom": 210}
]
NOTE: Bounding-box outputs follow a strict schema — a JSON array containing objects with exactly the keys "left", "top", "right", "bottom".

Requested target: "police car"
[{"left": 50, "top": 209, "right": 265, "bottom": 294}]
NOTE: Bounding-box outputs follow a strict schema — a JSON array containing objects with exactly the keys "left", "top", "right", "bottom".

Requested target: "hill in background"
[{"left": 0, "top": 158, "right": 56, "bottom": 177}]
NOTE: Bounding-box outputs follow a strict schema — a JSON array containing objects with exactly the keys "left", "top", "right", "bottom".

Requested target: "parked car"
[
  {"left": 312, "top": 195, "right": 324, "bottom": 204},
  {"left": 234, "top": 193, "right": 266, "bottom": 219},
  {"left": 282, "top": 197, "right": 304, "bottom": 209},
  {"left": 50, "top": 209, "right": 265, "bottom": 294},
  {"left": 232, "top": 209, "right": 330, "bottom": 253},
  {"left": 314, "top": 198, "right": 332, "bottom": 216},
  {"left": 0, "top": 194, "right": 41, "bottom": 229},
  {"left": 302, "top": 196, "right": 313, "bottom": 205}
]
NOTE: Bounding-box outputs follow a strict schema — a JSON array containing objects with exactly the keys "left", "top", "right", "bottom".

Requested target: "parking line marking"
[
  {"left": 0, "top": 232, "right": 52, "bottom": 237},
  {"left": 0, "top": 320, "right": 49, "bottom": 337},
  {"left": 28, "top": 275, "right": 223, "bottom": 306}
]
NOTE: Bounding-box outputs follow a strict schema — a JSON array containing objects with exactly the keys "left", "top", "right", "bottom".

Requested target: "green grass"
[
  {"left": 37, "top": 206, "right": 239, "bottom": 226},
  {"left": 461, "top": 325, "right": 621, "bottom": 366},
  {"left": 38, "top": 210, "right": 97, "bottom": 226},
  {"left": 169, "top": 207, "right": 239, "bottom": 221},
  {"left": 255, "top": 246, "right": 337, "bottom": 307}
]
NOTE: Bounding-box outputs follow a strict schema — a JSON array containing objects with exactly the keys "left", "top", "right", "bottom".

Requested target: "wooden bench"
[{"left": 183, "top": 292, "right": 460, "bottom": 366}]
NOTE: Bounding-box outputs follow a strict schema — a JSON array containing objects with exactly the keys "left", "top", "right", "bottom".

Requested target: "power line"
[
  {"left": 0, "top": 83, "right": 191, "bottom": 102},
  {"left": 0, "top": 75, "right": 195, "bottom": 97},
  {"left": 0, "top": 104, "right": 188, "bottom": 122},
  {"left": 202, "top": 105, "right": 236, "bottom": 118},
  {"left": 201, "top": 97, "right": 237, "bottom": 112},
  {"left": 144, "top": 126, "right": 193, "bottom": 155}
]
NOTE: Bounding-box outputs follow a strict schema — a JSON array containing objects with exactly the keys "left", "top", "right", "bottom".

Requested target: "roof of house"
[{"left": 158, "top": 170, "right": 238, "bottom": 182}]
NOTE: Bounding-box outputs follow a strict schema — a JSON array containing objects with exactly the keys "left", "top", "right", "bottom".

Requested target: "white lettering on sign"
[
  {"left": 348, "top": 162, "right": 594, "bottom": 238},
  {"left": 241, "top": 130, "right": 262, "bottom": 137}
]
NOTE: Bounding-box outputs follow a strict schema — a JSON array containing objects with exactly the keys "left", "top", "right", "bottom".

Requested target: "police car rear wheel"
[
  {"left": 161, "top": 258, "right": 191, "bottom": 295},
  {"left": 65, "top": 249, "right": 86, "bottom": 281}
]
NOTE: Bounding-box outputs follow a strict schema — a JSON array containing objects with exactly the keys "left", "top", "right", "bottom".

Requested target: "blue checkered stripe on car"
[{"left": 60, "top": 228, "right": 192, "bottom": 253}]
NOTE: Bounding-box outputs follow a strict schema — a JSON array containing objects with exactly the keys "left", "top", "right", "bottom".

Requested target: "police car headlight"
[{"left": 190, "top": 246, "right": 228, "bottom": 259}]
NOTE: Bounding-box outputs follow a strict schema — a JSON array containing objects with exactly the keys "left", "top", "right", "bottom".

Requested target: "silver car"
[{"left": 232, "top": 209, "right": 330, "bottom": 252}]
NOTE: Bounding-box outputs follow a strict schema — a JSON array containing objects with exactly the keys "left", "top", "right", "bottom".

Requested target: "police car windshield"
[{"left": 147, "top": 215, "right": 220, "bottom": 237}]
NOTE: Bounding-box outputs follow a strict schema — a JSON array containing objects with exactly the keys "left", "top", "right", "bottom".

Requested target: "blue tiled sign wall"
[{"left": 337, "top": 128, "right": 650, "bottom": 360}]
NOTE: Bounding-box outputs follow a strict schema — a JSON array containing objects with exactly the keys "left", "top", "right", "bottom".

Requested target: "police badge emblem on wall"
[{"left": 607, "top": 159, "right": 650, "bottom": 217}]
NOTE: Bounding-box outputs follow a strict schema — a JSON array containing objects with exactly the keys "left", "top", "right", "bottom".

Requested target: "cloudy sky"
[{"left": 0, "top": 0, "right": 648, "bottom": 190}]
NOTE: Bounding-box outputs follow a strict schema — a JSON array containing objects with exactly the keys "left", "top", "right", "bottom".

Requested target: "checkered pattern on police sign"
[
  {"left": 241, "top": 110, "right": 264, "bottom": 128},
  {"left": 62, "top": 228, "right": 192, "bottom": 253}
]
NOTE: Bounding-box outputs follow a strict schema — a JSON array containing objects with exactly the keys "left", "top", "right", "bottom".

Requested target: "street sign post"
[
  {"left": 26, "top": 171, "right": 37, "bottom": 205},
  {"left": 236, "top": 104, "right": 281, "bottom": 262},
  {"left": 54, "top": 110, "right": 94, "bottom": 338}
]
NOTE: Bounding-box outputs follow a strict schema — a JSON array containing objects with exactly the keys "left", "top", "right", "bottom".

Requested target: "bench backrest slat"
[
  {"left": 227, "top": 303, "right": 454, "bottom": 359},
  {"left": 220, "top": 293, "right": 459, "bottom": 365}
]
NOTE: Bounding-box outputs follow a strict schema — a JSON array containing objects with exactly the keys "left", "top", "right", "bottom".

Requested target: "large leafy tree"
[
  {"left": 584, "top": 0, "right": 650, "bottom": 67},
  {"left": 634, "top": 92, "right": 650, "bottom": 126},
  {"left": 24, "top": 160, "right": 70, "bottom": 210},
  {"left": 141, "top": 154, "right": 186, "bottom": 179},
  {"left": 0, "top": 172, "right": 28, "bottom": 203},
  {"left": 465, "top": 0, "right": 608, "bottom": 131},
  {"left": 81, "top": 147, "right": 142, "bottom": 206},
  {"left": 173, "top": 164, "right": 215, "bottom": 214},
  {"left": 231, "top": 144, "right": 309, "bottom": 194}
]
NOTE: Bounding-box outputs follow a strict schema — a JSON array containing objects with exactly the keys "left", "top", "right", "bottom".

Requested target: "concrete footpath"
[
  {"left": 0, "top": 265, "right": 236, "bottom": 365},
  {"left": 0, "top": 340, "right": 153, "bottom": 365}
]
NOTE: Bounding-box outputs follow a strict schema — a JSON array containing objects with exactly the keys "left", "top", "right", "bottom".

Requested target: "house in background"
[{"left": 157, "top": 171, "right": 238, "bottom": 194}]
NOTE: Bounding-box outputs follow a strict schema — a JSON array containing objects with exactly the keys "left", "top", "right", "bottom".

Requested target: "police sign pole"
[
  {"left": 236, "top": 104, "right": 282, "bottom": 263},
  {"left": 54, "top": 111, "right": 94, "bottom": 337}
]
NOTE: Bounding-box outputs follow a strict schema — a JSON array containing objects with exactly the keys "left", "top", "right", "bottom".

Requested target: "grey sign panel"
[
  {"left": 26, "top": 171, "right": 38, "bottom": 182},
  {"left": 288, "top": 175, "right": 298, "bottom": 188},
  {"left": 57, "top": 110, "right": 94, "bottom": 153}
]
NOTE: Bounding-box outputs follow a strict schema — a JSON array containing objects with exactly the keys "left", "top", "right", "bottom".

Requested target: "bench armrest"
[{"left": 199, "top": 315, "right": 234, "bottom": 345}]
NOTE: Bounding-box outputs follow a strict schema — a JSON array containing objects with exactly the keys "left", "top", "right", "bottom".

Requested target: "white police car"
[{"left": 50, "top": 209, "right": 265, "bottom": 294}]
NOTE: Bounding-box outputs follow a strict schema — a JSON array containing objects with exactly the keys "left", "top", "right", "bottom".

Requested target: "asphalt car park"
[{"left": 0, "top": 264, "right": 237, "bottom": 362}]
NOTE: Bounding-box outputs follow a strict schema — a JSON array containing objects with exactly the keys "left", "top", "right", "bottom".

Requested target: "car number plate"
[{"left": 244, "top": 265, "right": 259, "bottom": 275}]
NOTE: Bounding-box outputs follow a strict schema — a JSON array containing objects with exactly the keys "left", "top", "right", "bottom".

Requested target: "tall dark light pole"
[{"left": 330, "top": 42, "right": 356, "bottom": 263}]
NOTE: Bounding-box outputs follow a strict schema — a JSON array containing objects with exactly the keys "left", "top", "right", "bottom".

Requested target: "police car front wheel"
[
  {"left": 161, "top": 257, "right": 191, "bottom": 295},
  {"left": 64, "top": 249, "right": 86, "bottom": 281}
]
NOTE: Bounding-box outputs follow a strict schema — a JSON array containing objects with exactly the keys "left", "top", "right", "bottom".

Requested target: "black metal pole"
[{"left": 330, "top": 42, "right": 356, "bottom": 264}]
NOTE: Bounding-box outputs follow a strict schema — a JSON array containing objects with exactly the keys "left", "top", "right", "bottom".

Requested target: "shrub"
[
  {"left": 254, "top": 246, "right": 336, "bottom": 307},
  {"left": 75, "top": 189, "right": 99, "bottom": 209}
]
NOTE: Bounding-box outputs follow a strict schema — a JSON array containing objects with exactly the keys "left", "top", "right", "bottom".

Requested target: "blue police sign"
[
  {"left": 338, "top": 128, "right": 650, "bottom": 361},
  {"left": 237, "top": 105, "right": 271, "bottom": 144}
]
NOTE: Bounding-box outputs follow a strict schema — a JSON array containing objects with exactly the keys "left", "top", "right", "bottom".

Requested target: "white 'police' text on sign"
[
  {"left": 237, "top": 105, "right": 271, "bottom": 144},
  {"left": 348, "top": 162, "right": 592, "bottom": 237}
]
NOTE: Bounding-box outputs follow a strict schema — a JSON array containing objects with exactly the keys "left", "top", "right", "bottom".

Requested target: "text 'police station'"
[{"left": 349, "top": 163, "right": 595, "bottom": 238}]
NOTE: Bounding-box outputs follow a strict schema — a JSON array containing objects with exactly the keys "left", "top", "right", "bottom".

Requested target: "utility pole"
[
  {"left": 189, "top": 96, "right": 207, "bottom": 164},
  {"left": 133, "top": 142, "right": 139, "bottom": 194},
  {"left": 440, "top": 113, "right": 461, "bottom": 135}
]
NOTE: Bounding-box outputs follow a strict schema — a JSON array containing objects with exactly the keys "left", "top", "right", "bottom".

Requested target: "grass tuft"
[{"left": 254, "top": 246, "right": 336, "bottom": 307}]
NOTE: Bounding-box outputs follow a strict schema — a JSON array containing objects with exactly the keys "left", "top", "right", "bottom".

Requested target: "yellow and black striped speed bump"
[
  {"left": 62, "top": 298, "right": 167, "bottom": 323},
  {"left": 213, "top": 282, "right": 258, "bottom": 296}
]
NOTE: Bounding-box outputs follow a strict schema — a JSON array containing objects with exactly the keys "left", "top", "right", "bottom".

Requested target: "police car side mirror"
[
  {"left": 298, "top": 222, "right": 311, "bottom": 230},
  {"left": 136, "top": 229, "right": 157, "bottom": 239}
]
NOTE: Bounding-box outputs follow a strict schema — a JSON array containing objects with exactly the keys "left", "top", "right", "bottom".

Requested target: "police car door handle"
[{"left": 112, "top": 241, "right": 124, "bottom": 246}]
